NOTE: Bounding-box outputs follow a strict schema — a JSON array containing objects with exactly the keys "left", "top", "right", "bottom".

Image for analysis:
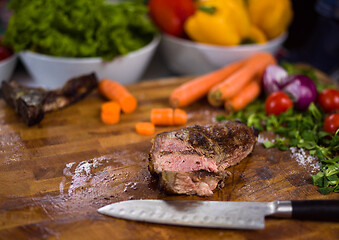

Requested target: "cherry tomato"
[
  {"left": 324, "top": 113, "right": 339, "bottom": 134},
  {"left": 318, "top": 88, "right": 339, "bottom": 112},
  {"left": 148, "top": 0, "right": 195, "bottom": 37},
  {"left": 265, "top": 91, "right": 293, "bottom": 116}
]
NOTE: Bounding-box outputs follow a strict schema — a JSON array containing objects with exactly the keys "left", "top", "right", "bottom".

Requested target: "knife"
[{"left": 98, "top": 199, "right": 339, "bottom": 230}]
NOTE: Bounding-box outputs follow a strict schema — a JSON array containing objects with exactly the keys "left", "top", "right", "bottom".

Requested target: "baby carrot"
[
  {"left": 150, "top": 108, "right": 188, "bottom": 126},
  {"left": 135, "top": 122, "right": 155, "bottom": 136},
  {"left": 101, "top": 112, "right": 120, "bottom": 124},
  {"left": 101, "top": 101, "right": 121, "bottom": 124},
  {"left": 101, "top": 100, "right": 121, "bottom": 113},
  {"left": 173, "top": 108, "right": 188, "bottom": 125},
  {"left": 151, "top": 108, "right": 174, "bottom": 126},
  {"left": 208, "top": 52, "right": 276, "bottom": 107},
  {"left": 169, "top": 60, "right": 245, "bottom": 108},
  {"left": 224, "top": 79, "right": 261, "bottom": 112},
  {"left": 98, "top": 79, "right": 137, "bottom": 114}
]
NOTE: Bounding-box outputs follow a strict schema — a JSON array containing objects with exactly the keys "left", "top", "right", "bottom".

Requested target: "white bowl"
[
  {"left": 160, "top": 33, "right": 287, "bottom": 75},
  {"left": 0, "top": 54, "right": 18, "bottom": 85},
  {"left": 19, "top": 35, "right": 161, "bottom": 89}
]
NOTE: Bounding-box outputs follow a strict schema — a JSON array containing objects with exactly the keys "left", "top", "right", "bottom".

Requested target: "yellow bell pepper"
[
  {"left": 184, "top": 0, "right": 251, "bottom": 46},
  {"left": 247, "top": 0, "right": 293, "bottom": 39},
  {"left": 247, "top": 25, "right": 267, "bottom": 44}
]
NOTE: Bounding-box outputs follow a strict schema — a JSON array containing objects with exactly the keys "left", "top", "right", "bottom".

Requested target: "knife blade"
[{"left": 97, "top": 199, "right": 339, "bottom": 230}]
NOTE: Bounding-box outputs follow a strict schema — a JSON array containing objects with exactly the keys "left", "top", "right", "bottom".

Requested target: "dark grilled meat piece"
[
  {"left": 149, "top": 121, "right": 257, "bottom": 196},
  {"left": 1, "top": 73, "right": 98, "bottom": 126}
]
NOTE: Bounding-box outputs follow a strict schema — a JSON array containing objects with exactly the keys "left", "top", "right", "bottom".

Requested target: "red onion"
[
  {"left": 282, "top": 75, "right": 318, "bottom": 111},
  {"left": 262, "top": 65, "right": 289, "bottom": 95}
]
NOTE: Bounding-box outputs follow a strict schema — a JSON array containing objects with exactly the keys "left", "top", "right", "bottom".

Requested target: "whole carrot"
[
  {"left": 208, "top": 52, "right": 276, "bottom": 107},
  {"left": 224, "top": 79, "right": 261, "bottom": 112},
  {"left": 98, "top": 79, "right": 137, "bottom": 114},
  {"left": 169, "top": 60, "right": 245, "bottom": 108},
  {"left": 135, "top": 122, "right": 155, "bottom": 136},
  {"left": 101, "top": 101, "right": 121, "bottom": 124}
]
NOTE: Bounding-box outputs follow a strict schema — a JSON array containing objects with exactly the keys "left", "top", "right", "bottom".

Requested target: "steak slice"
[{"left": 149, "top": 121, "right": 257, "bottom": 196}]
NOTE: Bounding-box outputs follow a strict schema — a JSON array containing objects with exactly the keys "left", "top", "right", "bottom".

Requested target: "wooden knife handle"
[{"left": 291, "top": 200, "right": 339, "bottom": 221}]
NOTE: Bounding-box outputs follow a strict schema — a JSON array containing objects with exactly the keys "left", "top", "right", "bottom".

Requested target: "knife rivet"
[
  {"left": 237, "top": 217, "right": 245, "bottom": 224},
  {"left": 249, "top": 219, "right": 256, "bottom": 225},
  {"left": 139, "top": 210, "right": 146, "bottom": 216},
  {"left": 119, "top": 208, "right": 125, "bottom": 214}
]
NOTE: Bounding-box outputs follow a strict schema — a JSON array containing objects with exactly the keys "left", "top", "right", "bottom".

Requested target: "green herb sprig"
[{"left": 217, "top": 101, "right": 339, "bottom": 194}]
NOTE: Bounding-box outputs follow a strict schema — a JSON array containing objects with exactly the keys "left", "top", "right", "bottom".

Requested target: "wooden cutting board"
[{"left": 0, "top": 74, "right": 338, "bottom": 240}]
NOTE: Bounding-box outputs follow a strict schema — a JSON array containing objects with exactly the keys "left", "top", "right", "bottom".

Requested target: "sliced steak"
[{"left": 149, "top": 121, "right": 257, "bottom": 196}]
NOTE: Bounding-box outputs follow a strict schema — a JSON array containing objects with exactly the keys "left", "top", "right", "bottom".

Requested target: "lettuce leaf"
[{"left": 3, "top": 0, "right": 157, "bottom": 59}]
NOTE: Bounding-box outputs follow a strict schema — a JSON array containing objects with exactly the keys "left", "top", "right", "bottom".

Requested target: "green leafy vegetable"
[
  {"left": 217, "top": 99, "right": 339, "bottom": 195},
  {"left": 3, "top": 0, "right": 158, "bottom": 59}
]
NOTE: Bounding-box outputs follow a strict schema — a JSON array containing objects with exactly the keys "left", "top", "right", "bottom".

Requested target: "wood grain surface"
[{"left": 0, "top": 75, "right": 338, "bottom": 240}]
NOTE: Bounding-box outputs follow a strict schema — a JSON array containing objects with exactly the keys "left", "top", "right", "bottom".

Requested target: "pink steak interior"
[{"left": 153, "top": 152, "right": 218, "bottom": 173}]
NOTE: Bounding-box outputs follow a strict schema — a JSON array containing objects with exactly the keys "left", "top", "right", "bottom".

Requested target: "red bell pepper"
[{"left": 148, "top": 0, "right": 195, "bottom": 37}]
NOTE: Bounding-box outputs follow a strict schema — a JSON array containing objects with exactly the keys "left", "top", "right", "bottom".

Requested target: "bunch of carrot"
[{"left": 169, "top": 52, "right": 276, "bottom": 112}]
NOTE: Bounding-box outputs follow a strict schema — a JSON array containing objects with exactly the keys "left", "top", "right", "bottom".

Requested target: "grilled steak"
[{"left": 149, "top": 121, "right": 257, "bottom": 196}]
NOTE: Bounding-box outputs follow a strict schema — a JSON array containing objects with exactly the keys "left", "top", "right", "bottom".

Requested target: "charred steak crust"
[
  {"left": 148, "top": 121, "right": 257, "bottom": 196},
  {"left": 176, "top": 123, "right": 256, "bottom": 163}
]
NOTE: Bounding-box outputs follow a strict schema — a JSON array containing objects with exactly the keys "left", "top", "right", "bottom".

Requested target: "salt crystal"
[
  {"left": 75, "top": 161, "right": 92, "bottom": 175},
  {"left": 73, "top": 156, "right": 108, "bottom": 176},
  {"left": 289, "top": 147, "right": 320, "bottom": 173},
  {"left": 66, "top": 162, "right": 75, "bottom": 168},
  {"left": 257, "top": 134, "right": 269, "bottom": 144}
]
